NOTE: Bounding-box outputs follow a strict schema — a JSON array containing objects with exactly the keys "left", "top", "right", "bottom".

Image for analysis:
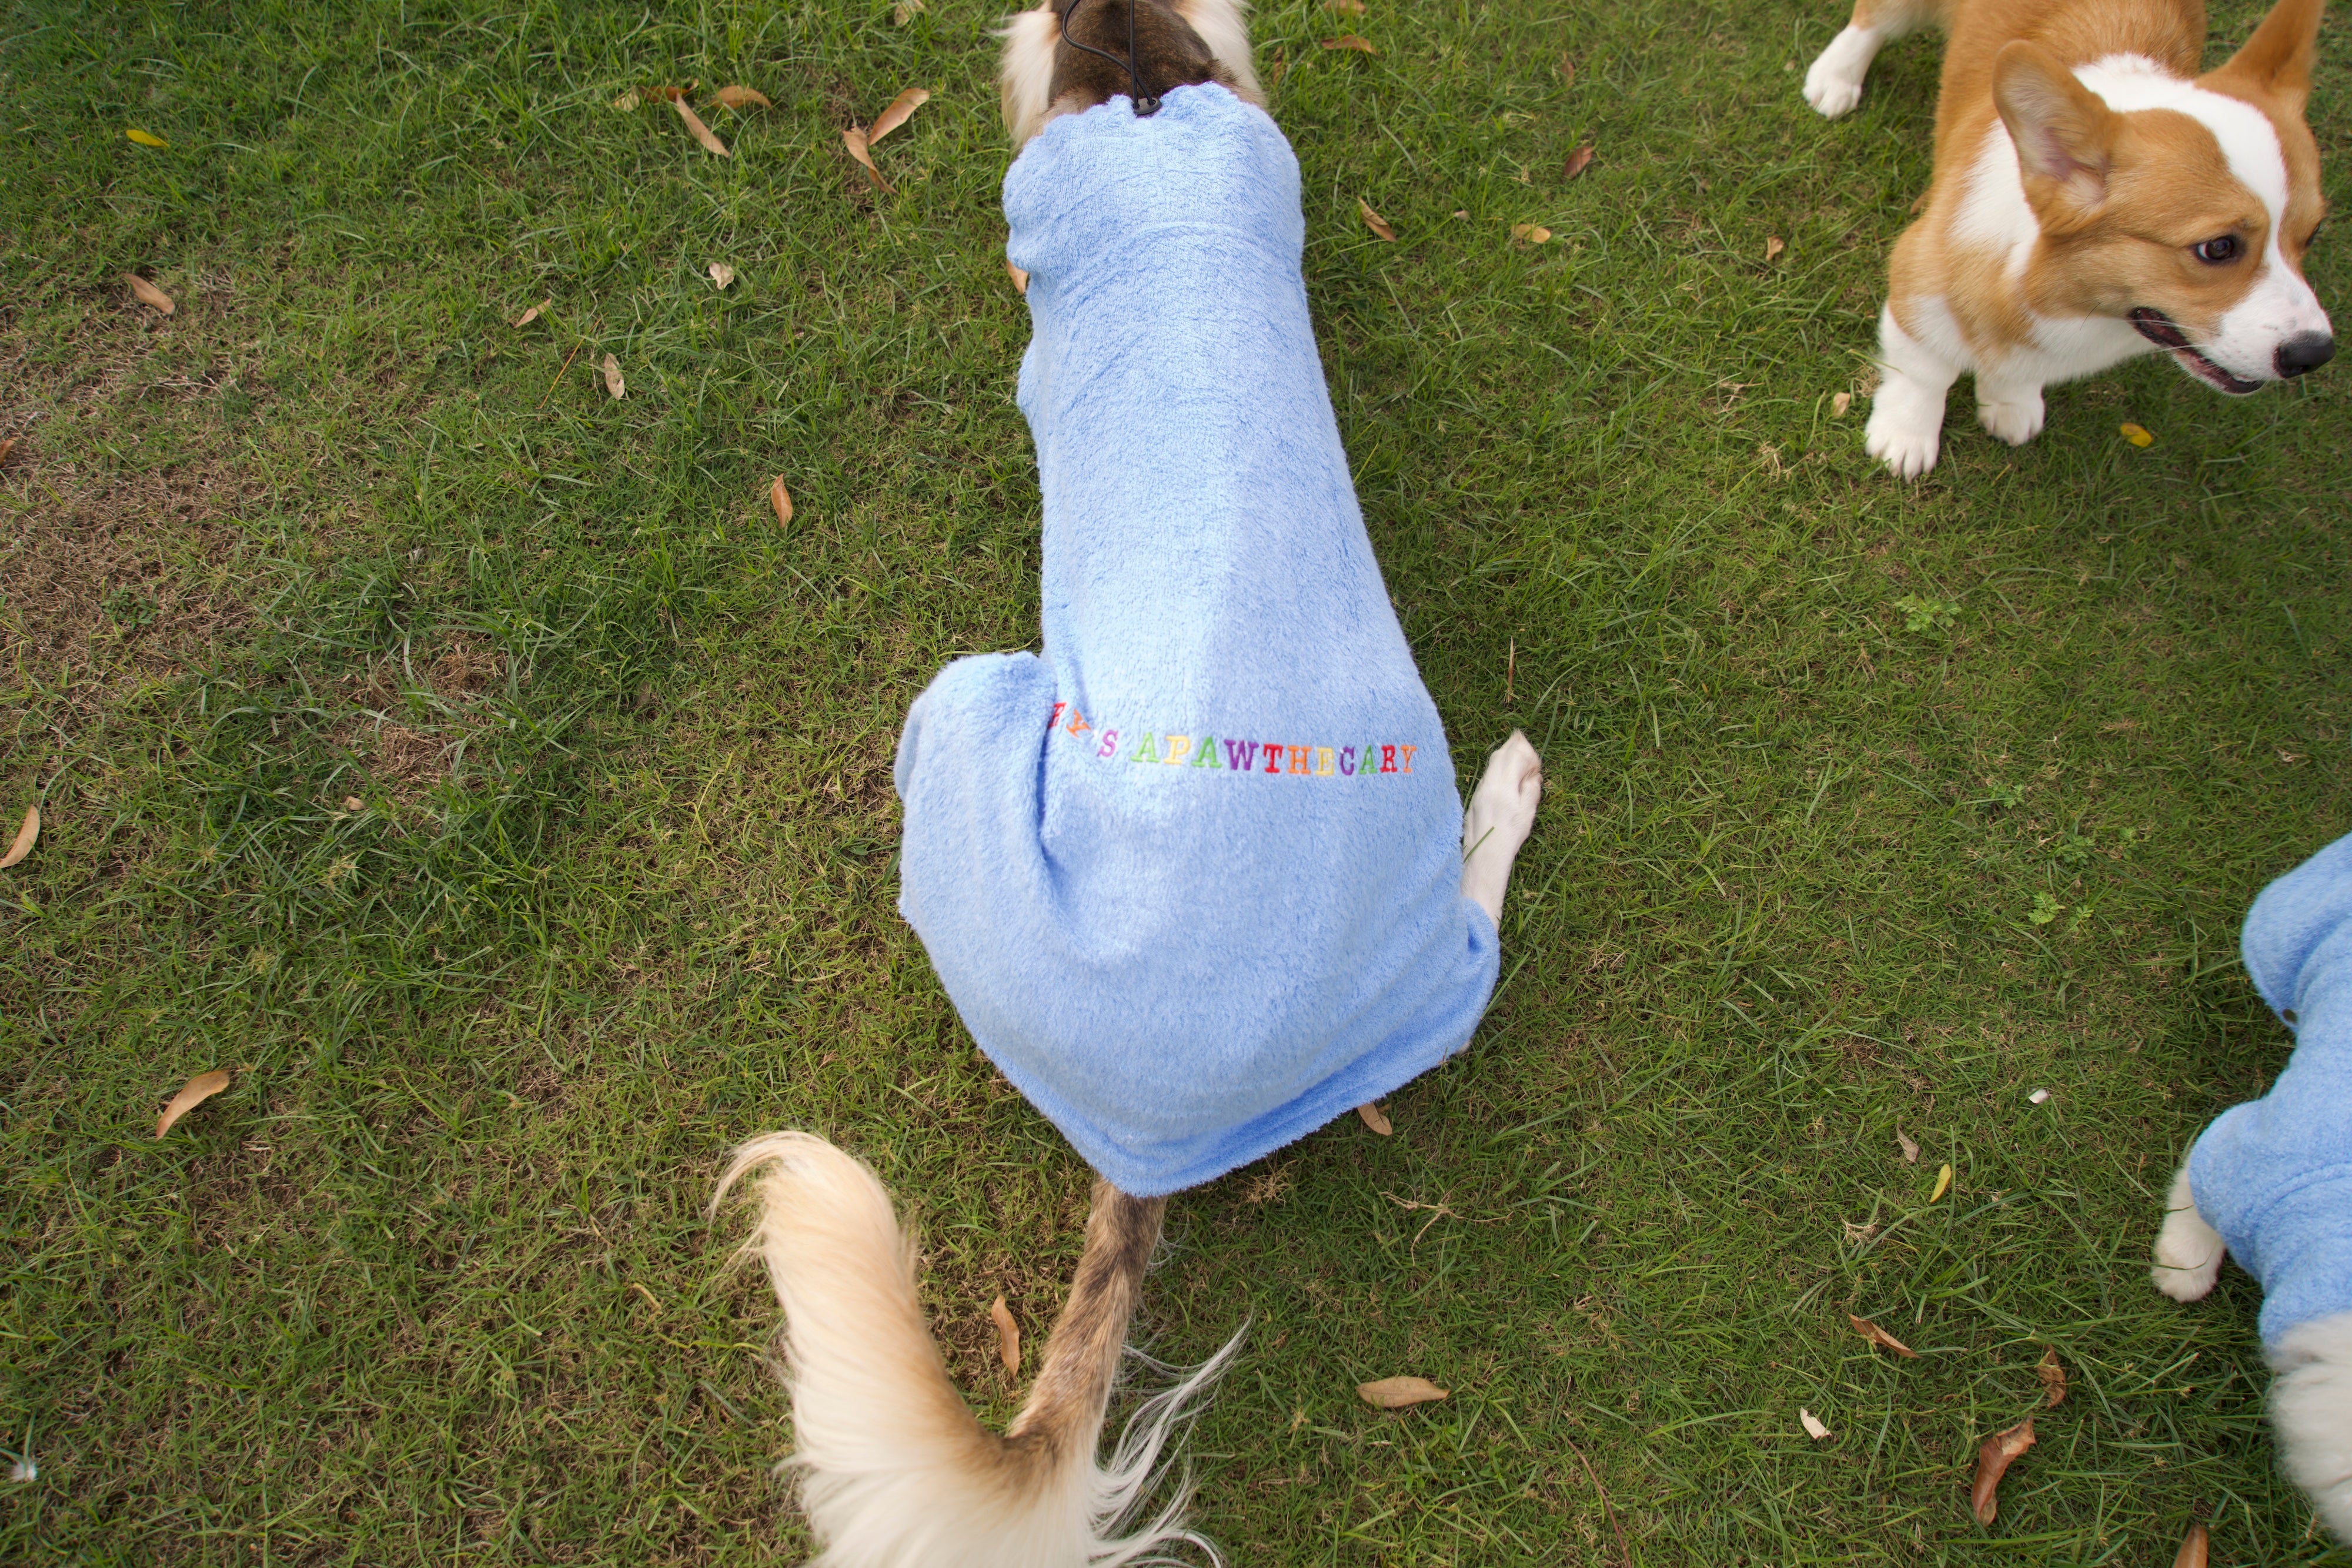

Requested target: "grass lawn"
[{"left": 5, "top": 0, "right": 2351, "bottom": 1560}]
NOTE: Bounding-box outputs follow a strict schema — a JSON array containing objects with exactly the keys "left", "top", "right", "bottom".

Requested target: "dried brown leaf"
[
  {"left": 1848, "top": 1314, "right": 1920, "bottom": 1359},
  {"left": 1358, "top": 198, "right": 1396, "bottom": 241},
  {"left": 893, "top": 0, "right": 926, "bottom": 22},
  {"left": 674, "top": 97, "right": 731, "bottom": 156},
  {"left": 1895, "top": 1125, "right": 1919, "bottom": 1162},
  {"left": 341, "top": 796, "right": 364, "bottom": 813},
  {"left": 0, "top": 437, "right": 15, "bottom": 467},
  {"left": 156, "top": 1068, "right": 230, "bottom": 1138},
  {"left": 1357, "top": 1101, "right": 1392, "bottom": 1135},
  {"left": 612, "top": 90, "right": 641, "bottom": 110},
  {"left": 868, "top": 87, "right": 932, "bottom": 145},
  {"left": 843, "top": 126, "right": 897, "bottom": 193},
  {"left": 602, "top": 353, "right": 626, "bottom": 400},
  {"left": 1970, "top": 1418, "right": 2035, "bottom": 1526},
  {"left": 124, "top": 273, "right": 176, "bottom": 315},
  {"left": 1832, "top": 390, "right": 1853, "bottom": 417},
  {"left": 1799, "top": 1407, "right": 1832, "bottom": 1440},
  {"left": 1765, "top": 235, "right": 1785, "bottom": 262},
  {"left": 1325, "top": 0, "right": 1365, "bottom": 12},
  {"left": 1005, "top": 259, "right": 1030, "bottom": 293},
  {"left": 1357, "top": 1376, "right": 1448, "bottom": 1409},
  {"left": 512, "top": 297, "right": 550, "bottom": 327},
  {"left": 2173, "top": 1522, "right": 2209, "bottom": 1568},
  {"left": 1558, "top": 54, "right": 1575, "bottom": 86},
  {"left": 769, "top": 475, "right": 794, "bottom": 526},
  {"left": 1563, "top": 143, "right": 1595, "bottom": 179},
  {"left": 990, "top": 1295, "right": 1020, "bottom": 1373},
  {"left": 709, "top": 262, "right": 736, "bottom": 289},
  {"left": 1319, "top": 34, "right": 1376, "bottom": 52},
  {"left": 1511, "top": 223, "right": 1552, "bottom": 244},
  {"left": 646, "top": 85, "right": 689, "bottom": 102},
  {"left": 0, "top": 804, "right": 37, "bottom": 869},
  {"left": 713, "top": 85, "right": 772, "bottom": 111},
  {"left": 2036, "top": 1348, "right": 2066, "bottom": 1406}
]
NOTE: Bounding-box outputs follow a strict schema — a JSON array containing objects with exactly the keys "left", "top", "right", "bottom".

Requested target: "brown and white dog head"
[
  {"left": 1993, "top": 0, "right": 2331, "bottom": 392},
  {"left": 999, "top": 0, "right": 1264, "bottom": 148}
]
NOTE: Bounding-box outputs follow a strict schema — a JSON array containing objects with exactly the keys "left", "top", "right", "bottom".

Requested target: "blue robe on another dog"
[
  {"left": 2189, "top": 829, "right": 2352, "bottom": 1346},
  {"left": 892, "top": 85, "right": 1499, "bottom": 1198}
]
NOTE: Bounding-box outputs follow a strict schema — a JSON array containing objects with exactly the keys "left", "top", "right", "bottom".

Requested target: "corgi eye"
[{"left": 2193, "top": 235, "right": 2243, "bottom": 264}]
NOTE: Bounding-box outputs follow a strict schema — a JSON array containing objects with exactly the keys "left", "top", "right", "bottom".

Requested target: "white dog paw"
[
  {"left": 1865, "top": 404, "right": 1940, "bottom": 479},
  {"left": 1461, "top": 731, "right": 1542, "bottom": 927},
  {"left": 1977, "top": 395, "right": 2045, "bottom": 446},
  {"left": 2150, "top": 1164, "right": 2225, "bottom": 1302},
  {"left": 2270, "top": 1312, "right": 2352, "bottom": 1540},
  {"left": 1803, "top": 71, "right": 1864, "bottom": 118}
]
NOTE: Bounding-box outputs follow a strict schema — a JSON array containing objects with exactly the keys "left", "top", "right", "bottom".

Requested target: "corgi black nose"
[{"left": 2276, "top": 332, "right": 2335, "bottom": 377}]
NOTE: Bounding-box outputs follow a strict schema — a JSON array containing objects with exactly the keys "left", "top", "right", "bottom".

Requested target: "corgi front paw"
[
  {"left": 1864, "top": 385, "right": 1943, "bottom": 479},
  {"left": 1802, "top": 26, "right": 1877, "bottom": 119},
  {"left": 1977, "top": 392, "right": 2045, "bottom": 446},
  {"left": 2150, "top": 1161, "right": 2225, "bottom": 1302},
  {"left": 2270, "top": 1312, "right": 2352, "bottom": 1540}
]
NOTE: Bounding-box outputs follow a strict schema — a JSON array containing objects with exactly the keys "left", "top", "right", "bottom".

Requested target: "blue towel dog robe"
[
  {"left": 2188, "top": 830, "right": 2352, "bottom": 1346},
  {"left": 892, "top": 84, "right": 1499, "bottom": 1198}
]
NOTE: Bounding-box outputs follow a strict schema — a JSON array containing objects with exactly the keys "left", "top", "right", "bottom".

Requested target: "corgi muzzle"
[{"left": 2131, "top": 307, "right": 2337, "bottom": 393}]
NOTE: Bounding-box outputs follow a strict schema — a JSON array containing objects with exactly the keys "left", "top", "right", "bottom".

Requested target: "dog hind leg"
[
  {"left": 1461, "top": 731, "right": 1542, "bottom": 929},
  {"left": 2149, "top": 1157, "right": 2226, "bottom": 1302},
  {"left": 1803, "top": 0, "right": 1944, "bottom": 118},
  {"left": 2270, "top": 1311, "right": 2352, "bottom": 1540}
]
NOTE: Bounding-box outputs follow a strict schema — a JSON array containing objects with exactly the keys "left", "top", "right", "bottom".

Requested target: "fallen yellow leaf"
[
  {"left": 1357, "top": 1376, "right": 1447, "bottom": 1408},
  {"left": 1358, "top": 198, "right": 1397, "bottom": 241},
  {"left": 2173, "top": 1521, "right": 2209, "bottom": 1568},
  {"left": 156, "top": 1068, "right": 231, "bottom": 1138},
  {"left": 1848, "top": 1314, "right": 1920, "bottom": 1359},
  {"left": 602, "top": 353, "right": 626, "bottom": 400},
  {"left": 612, "top": 90, "right": 641, "bottom": 111},
  {"left": 1511, "top": 223, "right": 1552, "bottom": 243},
  {"left": 1970, "top": 1418, "right": 2035, "bottom": 1525},
  {"left": 769, "top": 475, "right": 793, "bottom": 526},
  {"left": 512, "top": 297, "right": 550, "bottom": 327},
  {"left": 1356, "top": 1101, "right": 1392, "bottom": 1135},
  {"left": 1320, "top": 34, "right": 1376, "bottom": 52},
  {"left": 1799, "top": 1407, "right": 1832, "bottom": 1440},
  {"left": 1765, "top": 235, "right": 1785, "bottom": 262},
  {"left": 843, "top": 126, "right": 897, "bottom": 193},
  {"left": 990, "top": 1295, "right": 1020, "bottom": 1373},
  {"left": 713, "top": 85, "right": 773, "bottom": 111},
  {"left": 2037, "top": 1348, "right": 2066, "bottom": 1406},
  {"left": 868, "top": 87, "right": 931, "bottom": 145},
  {"left": 1005, "top": 259, "right": 1030, "bottom": 293},
  {"left": 1930, "top": 1162, "right": 1952, "bottom": 1202},
  {"left": 123, "top": 273, "right": 176, "bottom": 315},
  {"left": 1563, "top": 143, "right": 1595, "bottom": 179},
  {"left": 0, "top": 804, "right": 38, "bottom": 869},
  {"left": 674, "top": 97, "right": 730, "bottom": 156},
  {"left": 126, "top": 128, "right": 168, "bottom": 148},
  {"left": 2120, "top": 422, "right": 2154, "bottom": 447},
  {"left": 1832, "top": 391, "right": 1853, "bottom": 417},
  {"left": 709, "top": 262, "right": 735, "bottom": 289}
]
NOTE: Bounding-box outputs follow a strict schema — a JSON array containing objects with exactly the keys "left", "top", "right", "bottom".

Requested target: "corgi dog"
[
  {"left": 1803, "top": 0, "right": 2333, "bottom": 477},
  {"left": 714, "top": 4, "right": 1545, "bottom": 1565}
]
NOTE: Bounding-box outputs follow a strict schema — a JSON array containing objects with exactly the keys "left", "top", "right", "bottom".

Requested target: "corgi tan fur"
[{"left": 1804, "top": 0, "right": 2334, "bottom": 476}]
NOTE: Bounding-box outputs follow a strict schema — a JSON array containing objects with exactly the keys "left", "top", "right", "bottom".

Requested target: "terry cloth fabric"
[
  {"left": 892, "top": 83, "right": 1498, "bottom": 1198},
  {"left": 2189, "top": 828, "right": 2352, "bottom": 1346}
]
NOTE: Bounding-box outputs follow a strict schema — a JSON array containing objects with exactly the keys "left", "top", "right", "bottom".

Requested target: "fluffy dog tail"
[{"left": 713, "top": 1132, "right": 1237, "bottom": 1567}]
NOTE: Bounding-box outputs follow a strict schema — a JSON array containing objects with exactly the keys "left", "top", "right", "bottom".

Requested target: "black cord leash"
[{"left": 1060, "top": 0, "right": 1159, "bottom": 115}]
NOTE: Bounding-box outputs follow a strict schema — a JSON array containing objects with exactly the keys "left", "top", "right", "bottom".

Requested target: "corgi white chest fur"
[{"left": 1806, "top": 0, "right": 2332, "bottom": 477}]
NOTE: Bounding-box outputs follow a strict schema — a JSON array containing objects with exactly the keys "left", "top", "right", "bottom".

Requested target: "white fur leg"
[
  {"left": 1461, "top": 731, "right": 1541, "bottom": 929},
  {"left": 2270, "top": 1312, "right": 2352, "bottom": 1540},
  {"left": 998, "top": 1, "right": 1061, "bottom": 147},
  {"left": 1803, "top": 25, "right": 1884, "bottom": 118},
  {"left": 1975, "top": 373, "right": 2046, "bottom": 446},
  {"left": 2150, "top": 1159, "right": 2226, "bottom": 1303},
  {"left": 1175, "top": 0, "right": 1264, "bottom": 105},
  {"left": 1864, "top": 305, "right": 1959, "bottom": 479}
]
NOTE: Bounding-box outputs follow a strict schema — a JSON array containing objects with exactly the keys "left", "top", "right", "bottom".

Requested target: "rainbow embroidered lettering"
[{"left": 1047, "top": 703, "right": 1421, "bottom": 781}]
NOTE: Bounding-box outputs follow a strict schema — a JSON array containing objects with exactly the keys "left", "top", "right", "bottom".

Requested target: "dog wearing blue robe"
[
  {"left": 714, "top": 6, "right": 1544, "bottom": 1564},
  {"left": 2152, "top": 830, "right": 2352, "bottom": 1540}
]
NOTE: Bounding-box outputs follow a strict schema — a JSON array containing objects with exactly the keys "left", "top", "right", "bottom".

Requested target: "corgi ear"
[
  {"left": 999, "top": 1, "right": 1063, "bottom": 146},
  {"left": 1994, "top": 42, "right": 2120, "bottom": 220},
  {"left": 2209, "top": 0, "right": 2323, "bottom": 115}
]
